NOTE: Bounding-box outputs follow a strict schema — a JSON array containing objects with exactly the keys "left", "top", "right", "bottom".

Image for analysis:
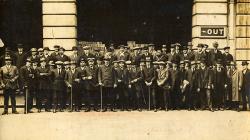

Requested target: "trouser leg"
[
  {"left": 10, "top": 89, "right": 17, "bottom": 112},
  {"left": 3, "top": 89, "right": 10, "bottom": 111}
]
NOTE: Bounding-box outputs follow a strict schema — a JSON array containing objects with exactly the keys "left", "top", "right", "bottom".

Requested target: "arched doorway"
[{"left": 77, "top": 0, "right": 193, "bottom": 47}]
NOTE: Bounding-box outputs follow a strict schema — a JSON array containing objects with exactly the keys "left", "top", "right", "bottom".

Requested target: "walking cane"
[
  {"left": 70, "top": 86, "right": 73, "bottom": 112},
  {"left": 100, "top": 85, "right": 103, "bottom": 111},
  {"left": 25, "top": 87, "right": 28, "bottom": 114},
  {"left": 148, "top": 86, "right": 151, "bottom": 111}
]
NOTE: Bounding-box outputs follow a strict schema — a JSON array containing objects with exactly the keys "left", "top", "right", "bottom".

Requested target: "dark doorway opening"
[
  {"left": 77, "top": 0, "right": 193, "bottom": 47},
  {"left": 0, "top": 0, "right": 42, "bottom": 52}
]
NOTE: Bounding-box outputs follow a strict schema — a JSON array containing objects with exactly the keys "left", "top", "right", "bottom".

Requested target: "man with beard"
[
  {"left": 98, "top": 58, "right": 117, "bottom": 112},
  {"left": 209, "top": 41, "right": 223, "bottom": 66}
]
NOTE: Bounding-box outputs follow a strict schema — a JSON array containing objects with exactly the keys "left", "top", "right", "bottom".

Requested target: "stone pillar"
[
  {"left": 192, "top": 0, "right": 228, "bottom": 48},
  {"left": 235, "top": 0, "right": 250, "bottom": 63},
  {"left": 42, "top": 0, "right": 77, "bottom": 50},
  {"left": 228, "top": 0, "right": 236, "bottom": 58}
]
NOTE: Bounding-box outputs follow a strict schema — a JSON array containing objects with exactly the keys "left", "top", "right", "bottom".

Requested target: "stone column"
[
  {"left": 235, "top": 0, "right": 250, "bottom": 63},
  {"left": 42, "top": 0, "right": 77, "bottom": 50},
  {"left": 228, "top": 0, "right": 236, "bottom": 58},
  {"left": 192, "top": 0, "right": 228, "bottom": 48}
]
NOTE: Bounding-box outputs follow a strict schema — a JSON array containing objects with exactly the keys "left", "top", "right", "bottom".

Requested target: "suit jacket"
[
  {"left": 239, "top": 69, "right": 250, "bottom": 92},
  {"left": 14, "top": 52, "right": 26, "bottom": 68},
  {"left": 116, "top": 67, "right": 129, "bottom": 85},
  {"left": 20, "top": 66, "right": 37, "bottom": 89},
  {"left": 184, "top": 69, "right": 199, "bottom": 91},
  {"left": 84, "top": 66, "right": 99, "bottom": 90},
  {"left": 208, "top": 49, "right": 223, "bottom": 66},
  {"left": 0, "top": 65, "right": 19, "bottom": 89},
  {"left": 143, "top": 66, "right": 156, "bottom": 87},
  {"left": 167, "top": 52, "right": 180, "bottom": 63},
  {"left": 129, "top": 68, "right": 143, "bottom": 91},
  {"left": 55, "top": 54, "right": 70, "bottom": 62},
  {"left": 170, "top": 69, "right": 181, "bottom": 90},
  {"left": 98, "top": 65, "right": 117, "bottom": 87},
  {"left": 65, "top": 68, "right": 79, "bottom": 90},
  {"left": 51, "top": 68, "right": 66, "bottom": 91},
  {"left": 197, "top": 68, "right": 213, "bottom": 89},
  {"left": 37, "top": 66, "right": 52, "bottom": 90}
]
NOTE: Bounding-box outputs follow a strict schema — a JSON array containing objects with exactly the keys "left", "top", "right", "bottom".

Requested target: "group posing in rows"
[{"left": 1, "top": 41, "right": 250, "bottom": 115}]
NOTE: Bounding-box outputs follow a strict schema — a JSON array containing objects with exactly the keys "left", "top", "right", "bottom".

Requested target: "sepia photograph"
[{"left": 0, "top": 0, "right": 250, "bottom": 139}]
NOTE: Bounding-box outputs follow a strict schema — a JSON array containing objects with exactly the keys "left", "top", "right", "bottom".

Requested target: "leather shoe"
[
  {"left": 2, "top": 111, "right": 8, "bottom": 115},
  {"left": 12, "top": 111, "right": 19, "bottom": 114}
]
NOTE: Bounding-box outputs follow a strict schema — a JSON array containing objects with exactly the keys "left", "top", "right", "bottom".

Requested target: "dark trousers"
[
  {"left": 241, "top": 88, "right": 248, "bottom": 110},
  {"left": 24, "top": 88, "right": 35, "bottom": 111},
  {"left": 171, "top": 87, "right": 181, "bottom": 109},
  {"left": 52, "top": 90, "right": 64, "bottom": 110},
  {"left": 102, "top": 87, "right": 115, "bottom": 108},
  {"left": 38, "top": 89, "right": 51, "bottom": 110},
  {"left": 3, "top": 88, "right": 17, "bottom": 111},
  {"left": 146, "top": 86, "right": 156, "bottom": 108},
  {"left": 130, "top": 87, "right": 142, "bottom": 109},
  {"left": 118, "top": 84, "right": 129, "bottom": 109},
  {"left": 85, "top": 90, "right": 98, "bottom": 109},
  {"left": 213, "top": 87, "right": 224, "bottom": 108},
  {"left": 162, "top": 88, "right": 171, "bottom": 109}
]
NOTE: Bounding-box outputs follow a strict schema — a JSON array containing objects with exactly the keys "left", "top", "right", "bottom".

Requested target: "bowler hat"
[{"left": 242, "top": 61, "right": 249, "bottom": 66}]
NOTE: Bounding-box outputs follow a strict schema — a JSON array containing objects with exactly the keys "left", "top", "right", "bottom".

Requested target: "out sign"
[{"left": 200, "top": 27, "right": 225, "bottom": 37}]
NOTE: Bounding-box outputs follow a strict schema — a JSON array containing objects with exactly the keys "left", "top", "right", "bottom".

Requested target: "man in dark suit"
[
  {"left": 184, "top": 61, "right": 199, "bottom": 110},
  {"left": 197, "top": 60, "right": 213, "bottom": 111},
  {"left": 14, "top": 44, "right": 26, "bottom": 69},
  {"left": 50, "top": 45, "right": 60, "bottom": 62},
  {"left": 212, "top": 60, "right": 227, "bottom": 111},
  {"left": 143, "top": 58, "right": 157, "bottom": 111},
  {"left": 128, "top": 61, "right": 144, "bottom": 111},
  {"left": 65, "top": 61, "right": 80, "bottom": 112},
  {"left": 37, "top": 58, "right": 52, "bottom": 112},
  {"left": 0, "top": 56, "right": 19, "bottom": 115},
  {"left": 167, "top": 44, "right": 180, "bottom": 63},
  {"left": 222, "top": 46, "right": 234, "bottom": 67},
  {"left": 20, "top": 58, "right": 37, "bottom": 113},
  {"left": 55, "top": 47, "right": 70, "bottom": 62},
  {"left": 98, "top": 58, "right": 117, "bottom": 112},
  {"left": 208, "top": 42, "right": 223, "bottom": 66},
  {"left": 116, "top": 60, "right": 130, "bottom": 111},
  {"left": 43, "top": 47, "right": 51, "bottom": 64},
  {"left": 83, "top": 58, "right": 99, "bottom": 112},
  {"left": 239, "top": 61, "right": 250, "bottom": 111},
  {"left": 51, "top": 61, "right": 66, "bottom": 113},
  {"left": 170, "top": 61, "right": 181, "bottom": 110}
]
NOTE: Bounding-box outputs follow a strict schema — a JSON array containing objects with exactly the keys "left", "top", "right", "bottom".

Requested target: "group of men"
[{"left": 0, "top": 41, "right": 250, "bottom": 115}]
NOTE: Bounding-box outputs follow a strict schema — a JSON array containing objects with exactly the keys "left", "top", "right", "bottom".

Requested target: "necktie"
[{"left": 58, "top": 69, "right": 61, "bottom": 75}]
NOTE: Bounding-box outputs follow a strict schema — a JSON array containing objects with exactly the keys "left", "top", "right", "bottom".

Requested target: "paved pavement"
[{"left": 0, "top": 108, "right": 250, "bottom": 140}]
